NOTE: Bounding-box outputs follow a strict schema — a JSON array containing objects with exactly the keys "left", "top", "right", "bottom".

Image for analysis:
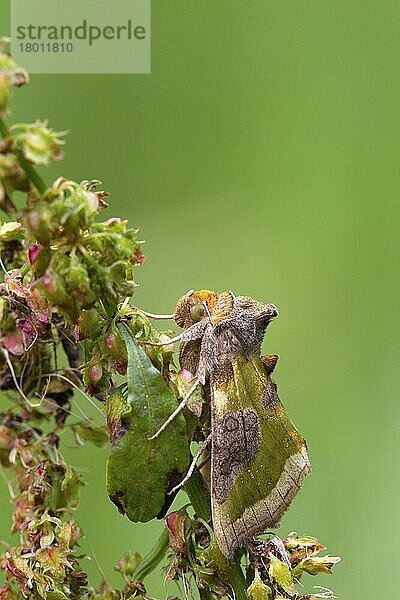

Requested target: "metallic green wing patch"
[{"left": 211, "top": 354, "right": 311, "bottom": 558}]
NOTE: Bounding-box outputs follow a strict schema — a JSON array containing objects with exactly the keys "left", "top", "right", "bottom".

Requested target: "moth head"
[
  {"left": 253, "top": 302, "right": 279, "bottom": 341},
  {"left": 234, "top": 297, "right": 278, "bottom": 317},
  {"left": 232, "top": 298, "right": 279, "bottom": 340},
  {"left": 174, "top": 289, "right": 218, "bottom": 329},
  {"left": 264, "top": 303, "right": 279, "bottom": 319}
]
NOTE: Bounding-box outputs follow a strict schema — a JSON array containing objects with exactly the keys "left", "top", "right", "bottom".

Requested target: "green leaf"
[
  {"left": 11, "top": 121, "right": 65, "bottom": 165},
  {"left": 46, "top": 591, "right": 69, "bottom": 600},
  {"left": 114, "top": 551, "right": 143, "bottom": 578},
  {"left": 72, "top": 422, "right": 108, "bottom": 447},
  {"left": 268, "top": 554, "right": 296, "bottom": 596},
  {"left": 246, "top": 570, "right": 272, "bottom": 600},
  {"left": 49, "top": 465, "right": 84, "bottom": 510},
  {"left": 284, "top": 532, "right": 320, "bottom": 550},
  {"left": 106, "top": 324, "right": 190, "bottom": 522},
  {"left": 0, "top": 221, "right": 23, "bottom": 240},
  {"left": 292, "top": 555, "right": 341, "bottom": 578}
]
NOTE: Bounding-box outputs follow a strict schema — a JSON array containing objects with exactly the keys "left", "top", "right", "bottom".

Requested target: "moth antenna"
[
  {"left": 168, "top": 433, "right": 212, "bottom": 495},
  {"left": 148, "top": 380, "right": 200, "bottom": 440},
  {"left": 143, "top": 332, "right": 183, "bottom": 346},
  {"left": 135, "top": 309, "right": 176, "bottom": 320}
]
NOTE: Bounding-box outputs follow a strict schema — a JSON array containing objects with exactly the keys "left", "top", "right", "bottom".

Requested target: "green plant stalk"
[
  {"left": 132, "top": 527, "right": 169, "bottom": 582},
  {"left": 184, "top": 466, "right": 212, "bottom": 521},
  {"left": 0, "top": 116, "right": 47, "bottom": 195},
  {"left": 130, "top": 468, "right": 211, "bottom": 584},
  {"left": 227, "top": 560, "right": 248, "bottom": 600},
  {"left": 19, "top": 260, "right": 31, "bottom": 277},
  {"left": 0, "top": 116, "right": 8, "bottom": 139},
  {"left": 199, "top": 588, "right": 213, "bottom": 600}
]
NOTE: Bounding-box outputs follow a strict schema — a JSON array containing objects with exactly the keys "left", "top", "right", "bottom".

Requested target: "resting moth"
[{"left": 174, "top": 290, "right": 311, "bottom": 558}]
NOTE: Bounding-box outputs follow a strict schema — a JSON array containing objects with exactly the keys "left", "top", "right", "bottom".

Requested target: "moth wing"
[{"left": 211, "top": 355, "right": 311, "bottom": 558}]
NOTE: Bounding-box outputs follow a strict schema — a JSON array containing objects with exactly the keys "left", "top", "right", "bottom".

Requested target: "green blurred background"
[{"left": 1, "top": 1, "right": 399, "bottom": 597}]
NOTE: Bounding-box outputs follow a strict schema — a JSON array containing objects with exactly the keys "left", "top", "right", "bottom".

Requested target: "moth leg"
[
  {"left": 202, "top": 300, "right": 212, "bottom": 319},
  {"left": 143, "top": 332, "right": 183, "bottom": 346},
  {"left": 168, "top": 433, "right": 212, "bottom": 495},
  {"left": 148, "top": 380, "right": 200, "bottom": 440},
  {"left": 143, "top": 320, "right": 208, "bottom": 347}
]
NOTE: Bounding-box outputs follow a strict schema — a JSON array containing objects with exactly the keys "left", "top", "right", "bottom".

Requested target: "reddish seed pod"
[
  {"left": 179, "top": 368, "right": 194, "bottom": 384},
  {"left": 165, "top": 510, "right": 188, "bottom": 554},
  {"left": 105, "top": 333, "right": 117, "bottom": 352},
  {"left": 166, "top": 511, "right": 179, "bottom": 535},
  {"left": 89, "top": 364, "right": 103, "bottom": 382},
  {"left": 43, "top": 273, "right": 54, "bottom": 292},
  {"left": 28, "top": 243, "right": 40, "bottom": 265}
]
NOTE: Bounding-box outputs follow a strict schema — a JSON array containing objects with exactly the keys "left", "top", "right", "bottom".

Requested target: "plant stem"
[
  {"left": 185, "top": 467, "right": 248, "bottom": 600},
  {"left": 184, "top": 466, "right": 212, "bottom": 521},
  {"left": 228, "top": 560, "right": 248, "bottom": 600},
  {"left": 199, "top": 588, "right": 213, "bottom": 600},
  {"left": 20, "top": 260, "right": 31, "bottom": 277},
  {"left": 0, "top": 117, "right": 8, "bottom": 138},
  {"left": 0, "top": 117, "right": 47, "bottom": 195},
  {"left": 18, "top": 152, "right": 47, "bottom": 195},
  {"left": 130, "top": 469, "right": 211, "bottom": 583},
  {"left": 132, "top": 527, "right": 169, "bottom": 582}
]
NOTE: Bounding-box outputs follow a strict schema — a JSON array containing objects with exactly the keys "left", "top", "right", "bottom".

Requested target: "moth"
[{"left": 149, "top": 289, "right": 311, "bottom": 558}]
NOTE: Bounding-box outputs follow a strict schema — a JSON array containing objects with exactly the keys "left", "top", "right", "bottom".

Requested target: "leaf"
[
  {"left": 268, "top": 554, "right": 296, "bottom": 596},
  {"left": 49, "top": 465, "right": 84, "bottom": 510},
  {"left": 46, "top": 591, "right": 69, "bottom": 600},
  {"left": 11, "top": 121, "right": 65, "bottom": 165},
  {"left": 106, "top": 324, "right": 190, "bottom": 522},
  {"left": 0, "top": 221, "right": 23, "bottom": 240},
  {"left": 284, "top": 531, "right": 326, "bottom": 564},
  {"left": 247, "top": 571, "right": 272, "bottom": 600},
  {"left": 72, "top": 422, "right": 108, "bottom": 447},
  {"left": 39, "top": 528, "right": 55, "bottom": 549},
  {"left": 292, "top": 555, "right": 341, "bottom": 579},
  {"left": 114, "top": 551, "right": 143, "bottom": 577},
  {"left": 284, "top": 532, "right": 320, "bottom": 550}
]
